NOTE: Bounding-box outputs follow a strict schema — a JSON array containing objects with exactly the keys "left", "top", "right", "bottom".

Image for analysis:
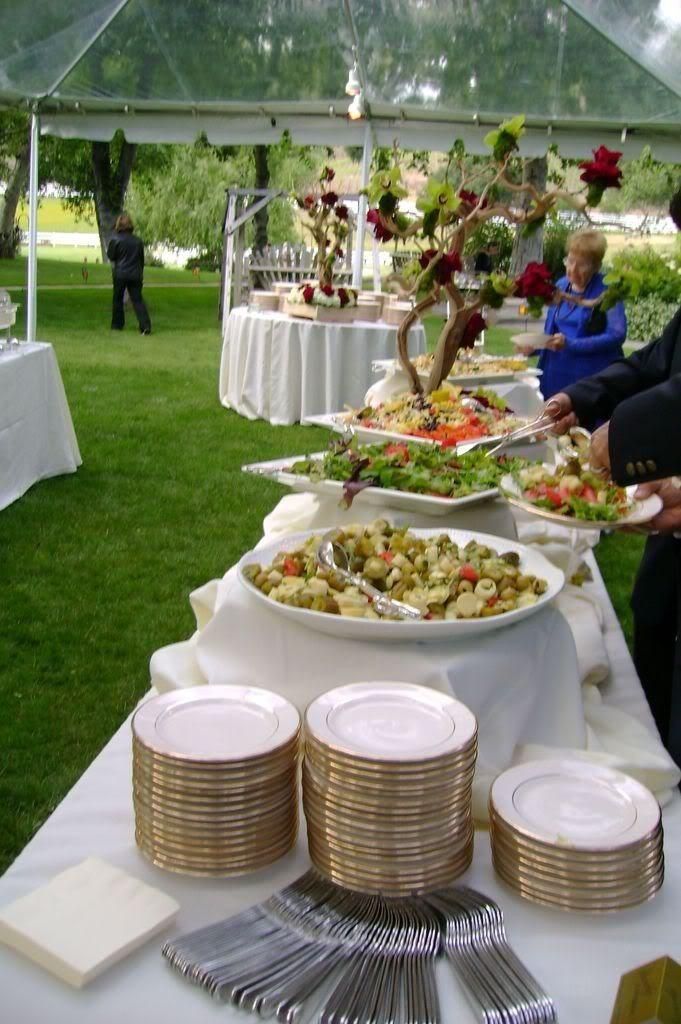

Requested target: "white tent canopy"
[
  {"left": 2, "top": 0, "right": 681, "bottom": 338},
  {"left": 0, "top": 0, "right": 680, "bottom": 153}
]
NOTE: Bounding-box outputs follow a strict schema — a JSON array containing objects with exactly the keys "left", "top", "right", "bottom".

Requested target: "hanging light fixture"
[
  {"left": 348, "top": 92, "right": 365, "bottom": 120},
  {"left": 345, "top": 62, "right": 361, "bottom": 97}
]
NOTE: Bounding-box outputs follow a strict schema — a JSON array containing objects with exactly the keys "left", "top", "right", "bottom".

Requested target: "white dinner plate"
[
  {"left": 237, "top": 527, "right": 565, "bottom": 643},
  {"left": 303, "top": 412, "right": 511, "bottom": 451},
  {"left": 132, "top": 686, "right": 300, "bottom": 762},
  {"left": 305, "top": 682, "right": 477, "bottom": 762},
  {"left": 511, "top": 332, "right": 552, "bottom": 349},
  {"left": 371, "top": 358, "right": 542, "bottom": 386},
  {"left": 490, "top": 759, "right": 661, "bottom": 851},
  {"left": 241, "top": 453, "right": 498, "bottom": 517},
  {"left": 499, "top": 473, "right": 663, "bottom": 530}
]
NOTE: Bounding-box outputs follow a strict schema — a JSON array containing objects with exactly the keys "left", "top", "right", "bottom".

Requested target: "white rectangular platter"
[
  {"left": 302, "top": 412, "right": 510, "bottom": 450},
  {"left": 241, "top": 453, "right": 499, "bottom": 517},
  {"left": 371, "top": 358, "right": 542, "bottom": 387}
]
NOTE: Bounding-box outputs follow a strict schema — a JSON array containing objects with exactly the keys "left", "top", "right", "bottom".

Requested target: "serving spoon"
[{"left": 316, "top": 531, "right": 423, "bottom": 621}]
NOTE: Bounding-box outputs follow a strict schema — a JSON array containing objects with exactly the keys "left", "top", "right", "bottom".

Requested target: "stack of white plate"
[
  {"left": 132, "top": 686, "right": 300, "bottom": 877},
  {"left": 303, "top": 682, "right": 477, "bottom": 896},
  {"left": 249, "top": 290, "right": 279, "bottom": 311},
  {"left": 489, "top": 759, "right": 664, "bottom": 912}
]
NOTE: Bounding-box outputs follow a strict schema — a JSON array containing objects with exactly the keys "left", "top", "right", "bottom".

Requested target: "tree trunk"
[
  {"left": 253, "top": 145, "right": 270, "bottom": 251},
  {"left": 91, "top": 138, "right": 137, "bottom": 261},
  {"left": 0, "top": 135, "right": 30, "bottom": 259},
  {"left": 509, "top": 156, "right": 547, "bottom": 277},
  {"left": 252, "top": 145, "right": 270, "bottom": 289}
]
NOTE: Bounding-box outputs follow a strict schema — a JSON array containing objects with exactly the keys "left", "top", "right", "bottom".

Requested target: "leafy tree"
[
  {"left": 599, "top": 146, "right": 681, "bottom": 217},
  {"left": 128, "top": 138, "right": 325, "bottom": 266},
  {"left": 0, "top": 111, "right": 30, "bottom": 258},
  {"left": 42, "top": 135, "right": 171, "bottom": 259}
]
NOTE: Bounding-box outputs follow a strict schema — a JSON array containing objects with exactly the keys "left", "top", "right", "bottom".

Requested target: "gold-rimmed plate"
[
  {"left": 490, "top": 759, "right": 661, "bottom": 853},
  {"left": 132, "top": 685, "right": 300, "bottom": 764}
]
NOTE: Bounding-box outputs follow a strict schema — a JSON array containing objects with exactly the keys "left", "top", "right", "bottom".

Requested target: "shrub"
[
  {"left": 185, "top": 254, "right": 221, "bottom": 272},
  {"left": 542, "top": 216, "right": 571, "bottom": 279},
  {"left": 608, "top": 245, "right": 681, "bottom": 303},
  {"left": 625, "top": 296, "right": 678, "bottom": 342},
  {"left": 464, "top": 219, "right": 514, "bottom": 273}
]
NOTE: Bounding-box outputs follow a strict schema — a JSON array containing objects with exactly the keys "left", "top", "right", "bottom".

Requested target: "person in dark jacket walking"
[
  {"left": 106, "top": 214, "right": 151, "bottom": 334},
  {"left": 545, "top": 189, "right": 681, "bottom": 769}
]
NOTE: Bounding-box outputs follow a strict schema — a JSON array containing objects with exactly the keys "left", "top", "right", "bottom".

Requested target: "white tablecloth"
[
  {"left": 0, "top": 342, "right": 81, "bottom": 511},
  {"left": 1, "top": 555, "right": 679, "bottom": 1023},
  {"left": 219, "top": 307, "right": 426, "bottom": 425}
]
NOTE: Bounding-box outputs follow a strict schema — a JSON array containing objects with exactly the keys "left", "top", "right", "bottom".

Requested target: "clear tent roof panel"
[{"left": 0, "top": 0, "right": 680, "bottom": 134}]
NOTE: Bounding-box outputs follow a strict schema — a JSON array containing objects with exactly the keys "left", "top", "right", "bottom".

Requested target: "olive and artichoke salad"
[{"left": 242, "top": 521, "right": 549, "bottom": 621}]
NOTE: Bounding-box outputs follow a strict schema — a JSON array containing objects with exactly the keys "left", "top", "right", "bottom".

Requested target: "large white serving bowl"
[{"left": 237, "top": 527, "right": 565, "bottom": 643}]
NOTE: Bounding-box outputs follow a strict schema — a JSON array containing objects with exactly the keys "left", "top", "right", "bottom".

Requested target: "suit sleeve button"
[
  {"left": 646, "top": 460, "right": 657, "bottom": 473},
  {"left": 635, "top": 461, "right": 646, "bottom": 475},
  {"left": 626, "top": 462, "right": 636, "bottom": 477}
]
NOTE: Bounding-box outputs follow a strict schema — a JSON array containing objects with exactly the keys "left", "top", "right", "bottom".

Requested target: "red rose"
[
  {"left": 367, "top": 208, "right": 394, "bottom": 242},
  {"left": 322, "top": 166, "right": 335, "bottom": 182},
  {"left": 338, "top": 287, "right": 349, "bottom": 307},
  {"left": 419, "top": 248, "right": 462, "bottom": 284},
  {"left": 334, "top": 246, "right": 344, "bottom": 258},
  {"left": 303, "top": 194, "right": 316, "bottom": 209},
  {"left": 335, "top": 203, "right": 349, "bottom": 221},
  {"left": 302, "top": 285, "right": 315, "bottom": 303},
  {"left": 321, "top": 191, "right": 338, "bottom": 207},
  {"left": 579, "top": 146, "right": 623, "bottom": 189},
  {"left": 461, "top": 311, "right": 486, "bottom": 348},
  {"left": 514, "top": 261, "right": 555, "bottom": 301},
  {"left": 459, "top": 189, "right": 487, "bottom": 209},
  {"left": 321, "top": 284, "right": 334, "bottom": 296}
]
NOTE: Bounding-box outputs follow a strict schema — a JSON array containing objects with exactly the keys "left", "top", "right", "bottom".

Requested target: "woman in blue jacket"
[{"left": 520, "top": 230, "right": 627, "bottom": 399}]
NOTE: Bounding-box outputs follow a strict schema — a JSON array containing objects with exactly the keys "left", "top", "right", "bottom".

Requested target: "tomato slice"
[
  {"left": 460, "top": 564, "right": 479, "bottom": 583},
  {"left": 384, "top": 443, "right": 410, "bottom": 462},
  {"left": 283, "top": 556, "right": 301, "bottom": 576},
  {"left": 378, "top": 551, "right": 394, "bottom": 563},
  {"left": 582, "top": 485, "right": 597, "bottom": 503}
]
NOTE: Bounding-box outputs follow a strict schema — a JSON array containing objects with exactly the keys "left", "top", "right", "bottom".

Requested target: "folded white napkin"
[
  {"left": 554, "top": 585, "right": 609, "bottom": 686},
  {"left": 0, "top": 858, "right": 179, "bottom": 988}
]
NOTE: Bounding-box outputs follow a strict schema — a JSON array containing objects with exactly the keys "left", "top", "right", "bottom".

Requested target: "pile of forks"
[{"left": 163, "top": 870, "right": 556, "bottom": 1024}]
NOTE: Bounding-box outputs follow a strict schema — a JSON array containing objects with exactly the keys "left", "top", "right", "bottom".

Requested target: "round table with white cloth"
[
  {"left": 0, "top": 342, "right": 81, "bottom": 511},
  {"left": 219, "top": 306, "right": 426, "bottom": 426}
]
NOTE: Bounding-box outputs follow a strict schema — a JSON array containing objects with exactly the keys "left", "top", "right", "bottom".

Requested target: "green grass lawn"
[
  {"left": 0, "top": 286, "right": 644, "bottom": 874},
  {"left": 1, "top": 250, "right": 219, "bottom": 289}
]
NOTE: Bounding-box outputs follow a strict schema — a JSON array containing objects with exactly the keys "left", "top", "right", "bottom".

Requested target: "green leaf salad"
[{"left": 287, "top": 439, "right": 521, "bottom": 507}]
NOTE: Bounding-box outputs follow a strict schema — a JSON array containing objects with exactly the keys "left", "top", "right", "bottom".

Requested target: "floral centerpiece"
[
  {"left": 365, "top": 119, "right": 625, "bottom": 393},
  {"left": 287, "top": 166, "right": 358, "bottom": 315}
]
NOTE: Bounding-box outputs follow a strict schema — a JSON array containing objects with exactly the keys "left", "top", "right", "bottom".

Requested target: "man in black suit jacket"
[{"left": 545, "top": 191, "right": 681, "bottom": 768}]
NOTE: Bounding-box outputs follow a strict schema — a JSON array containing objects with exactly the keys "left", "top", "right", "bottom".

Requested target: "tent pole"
[
  {"left": 352, "top": 123, "right": 372, "bottom": 290},
  {"left": 27, "top": 111, "right": 40, "bottom": 343},
  {"left": 221, "top": 192, "right": 237, "bottom": 336}
]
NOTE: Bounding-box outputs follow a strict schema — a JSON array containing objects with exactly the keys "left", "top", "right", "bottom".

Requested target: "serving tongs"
[
  {"left": 316, "top": 530, "right": 423, "bottom": 621},
  {"left": 457, "top": 411, "right": 558, "bottom": 458}
]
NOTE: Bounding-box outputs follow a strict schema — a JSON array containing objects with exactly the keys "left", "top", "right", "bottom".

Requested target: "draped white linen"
[
  {"left": 0, "top": 343, "right": 81, "bottom": 510},
  {"left": 219, "top": 308, "right": 426, "bottom": 425}
]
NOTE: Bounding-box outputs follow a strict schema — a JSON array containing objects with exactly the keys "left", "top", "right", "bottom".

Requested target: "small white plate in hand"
[{"left": 511, "top": 332, "right": 552, "bottom": 349}]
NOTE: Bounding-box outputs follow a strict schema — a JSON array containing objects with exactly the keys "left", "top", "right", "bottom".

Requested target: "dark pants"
[
  {"left": 111, "top": 276, "right": 151, "bottom": 332},
  {"left": 632, "top": 535, "right": 681, "bottom": 769}
]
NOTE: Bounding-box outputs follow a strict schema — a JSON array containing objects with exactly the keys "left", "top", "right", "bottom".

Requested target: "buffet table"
[
  {"left": 0, "top": 342, "right": 81, "bottom": 511},
  {"left": 219, "top": 307, "right": 427, "bottom": 425},
  {"left": 0, "top": 553, "right": 679, "bottom": 1024}
]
